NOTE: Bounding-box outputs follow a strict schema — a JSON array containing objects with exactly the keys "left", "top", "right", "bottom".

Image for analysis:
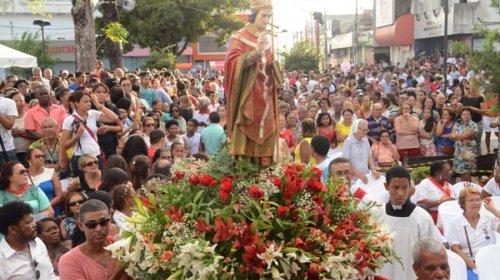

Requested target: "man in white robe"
[{"left": 376, "top": 166, "right": 445, "bottom": 280}]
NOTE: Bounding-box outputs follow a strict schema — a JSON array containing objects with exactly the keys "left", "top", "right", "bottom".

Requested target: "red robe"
[{"left": 224, "top": 23, "right": 281, "bottom": 158}]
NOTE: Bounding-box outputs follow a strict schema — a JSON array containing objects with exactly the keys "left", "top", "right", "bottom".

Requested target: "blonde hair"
[
  {"left": 78, "top": 154, "right": 99, "bottom": 169},
  {"left": 458, "top": 187, "right": 481, "bottom": 210}
]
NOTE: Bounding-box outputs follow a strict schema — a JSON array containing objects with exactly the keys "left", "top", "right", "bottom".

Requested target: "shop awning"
[{"left": 374, "top": 14, "right": 414, "bottom": 47}]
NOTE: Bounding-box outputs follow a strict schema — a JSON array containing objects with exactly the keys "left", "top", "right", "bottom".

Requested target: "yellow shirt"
[
  {"left": 294, "top": 137, "right": 316, "bottom": 165},
  {"left": 335, "top": 121, "right": 352, "bottom": 147}
]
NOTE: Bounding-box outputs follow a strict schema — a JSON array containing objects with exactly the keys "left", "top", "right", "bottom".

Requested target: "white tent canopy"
[{"left": 0, "top": 44, "right": 38, "bottom": 68}]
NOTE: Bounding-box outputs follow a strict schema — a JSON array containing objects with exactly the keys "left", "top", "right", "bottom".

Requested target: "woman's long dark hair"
[
  {"left": 129, "top": 155, "right": 150, "bottom": 191},
  {"left": 423, "top": 109, "right": 436, "bottom": 133},
  {"left": 120, "top": 136, "right": 148, "bottom": 165}
]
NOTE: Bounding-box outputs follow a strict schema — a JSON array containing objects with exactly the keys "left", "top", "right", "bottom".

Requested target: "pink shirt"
[
  {"left": 25, "top": 103, "right": 67, "bottom": 133},
  {"left": 371, "top": 143, "right": 396, "bottom": 164},
  {"left": 58, "top": 246, "right": 120, "bottom": 280}
]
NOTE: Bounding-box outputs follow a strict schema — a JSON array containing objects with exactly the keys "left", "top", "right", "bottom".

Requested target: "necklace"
[{"left": 44, "top": 138, "right": 59, "bottom": 161}]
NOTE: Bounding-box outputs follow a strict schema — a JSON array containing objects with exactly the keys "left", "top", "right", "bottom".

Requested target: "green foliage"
[
  {"left": 1, "top": 31, "right": 58, "bottom": 76},
  {"left": 450, "top": 41, "right": 471, "bottom": 57},
  {"left": 468, "top": 0, "right": 500, "bottom": 114},
  {"left": 143, "top": 48, "right": 177, "bottom": 70},
  {"left": 120, "top": 0, "right": 247, "bottom": 55},
  {"left": 411, "top": 166, "right": 430, "bottom": 186},
  {"left": 282, "top": 41, "right": 321, "bottom": 73},
  {"left": 102, "top": 22, "right": 128, "bottom": 44}
]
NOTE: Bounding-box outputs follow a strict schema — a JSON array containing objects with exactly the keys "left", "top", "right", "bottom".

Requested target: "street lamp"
[
  {"left": 276, "top": 29, "right": 288, "bottom": 64},
  {"left": 33, "top": 19, "right": 51, "bottom": 69}
]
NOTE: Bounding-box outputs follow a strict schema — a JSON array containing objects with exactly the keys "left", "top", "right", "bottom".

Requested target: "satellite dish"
[{"left": 121, "top": 0, "right": 136, "bottom": 12}]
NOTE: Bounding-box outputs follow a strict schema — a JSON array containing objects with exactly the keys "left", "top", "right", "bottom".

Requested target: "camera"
[{"left": 72, "top": 119, "right": 87, "bottom": 131}]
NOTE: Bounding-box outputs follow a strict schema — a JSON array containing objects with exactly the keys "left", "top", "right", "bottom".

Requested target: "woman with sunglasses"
[
  {"left": 140, "top": 116, "right": 155, "bottom": 147},
  {"left": 169, "top": 104, "right": 187, "bottom": 134},
  {"left": 67, "top": 154, "right": 102, "bottom": 195},
  {"left": 61, "top": 89, "right": 119, "bottom": 178},
  {"left": 0, "top": 161, "right": 54, "bottom": 218},
  {"left": 27, "top": 148, "right": 63, "bottom": 217},
  {"left": 60, "top": 191, "right": 86, "bottom": 239}
]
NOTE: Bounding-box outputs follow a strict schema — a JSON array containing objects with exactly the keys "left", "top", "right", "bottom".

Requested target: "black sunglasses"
[
  {"left": 69, "top": 199, "right": 85, "bottom": 207},
  {"left": 84, "top": 160, "right": 99, "bottom": 167},
  {"left": 84, "top": 217, "right": 111, "bottom": 229}
]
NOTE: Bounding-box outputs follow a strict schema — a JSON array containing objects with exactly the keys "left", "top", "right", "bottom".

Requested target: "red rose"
[
  {"left": 307, "top": 179, "right": 325, "bottom": 193},
  {"left": 271, "top": 177, "right": 282, "bottom": 188},
  {"left": 219, "top": 190, "right": 230, "bottom": 200},
  {"left": 220, "top": 177, "right": 233, "bottom": 193},
  {"left": 277, "top": 205, "right": 290, "bottom": 218},
  {"left": 200, "top": 175, "right": 217, "bottom": 187},
  {"left": 248, "top": 186, "right": 265, "bottom": 200},
  {"left": 188, "top": 174, "right": 200, "bottom": 185},
  {"left": 311, "top": 167, "right": 323, "bottom": 179},
  {"left": 173, "top": 170, "right": 185, "bottom": 181}
]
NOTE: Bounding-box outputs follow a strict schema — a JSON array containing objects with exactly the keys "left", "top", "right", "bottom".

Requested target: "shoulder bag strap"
[
  {"left": 0, "top": 132, "right": 10, "bottom": 163},
  {"left": 463, "top": 226, "right": 474, "bottom": 259},
  {"left": 72, "top": 114, "right": 106, "bottom": 162}
]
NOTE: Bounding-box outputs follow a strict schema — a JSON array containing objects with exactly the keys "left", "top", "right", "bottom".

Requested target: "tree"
[
  {"left": 96, "top": 1, "right": 127, "bottom": 70},
  {"left": 282, "top": 41, "right": 321, "bottom": 73},
  {"left": 468, "top": 0, "right": 500, "bottom": 113},
  {"left": 72, "top": 0, "right": 96, "bottom": 72},
  {"left": 120, "top": 0, "right": 247, "bottom": 56},
  {"left": 143, "top": 48, "right": 176, "bottom": 70},
  {"left": 2, "top": 31, "right": 59, "bottom": 77}
]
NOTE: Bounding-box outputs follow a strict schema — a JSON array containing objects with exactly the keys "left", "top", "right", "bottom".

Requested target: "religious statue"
[{"left": 224, "top": 0, "right": 283, "bottom": 167}]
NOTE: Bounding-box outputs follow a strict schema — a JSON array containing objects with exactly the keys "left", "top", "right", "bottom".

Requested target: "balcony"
[{"left": 453, "top": 2, "right": 480, "bottom": 34}]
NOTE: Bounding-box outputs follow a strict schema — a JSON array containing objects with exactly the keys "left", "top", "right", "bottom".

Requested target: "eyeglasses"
[
  {"left": 145, "top": 123, "right": 155, "bottom": 127},
  {"left": 33, "top": 155, "right": 45, "bottom": 159},
  {"left": 13, "top": 169, "right": 29, "bottom": 175},
  {"left": 69, "top": 199, "right": 85, "bottom": 207},
  {"left": 84, "top": 160, "right": 99, "bottom": 167},
  {"left": 172, "top": 110, "right": 179, "bottom": 112},
  {"left": 84, "top": 217, "right": 111, "bottom": 229},
  {"left": 32, "top": 259, "right": 40, "bottom": 279}
]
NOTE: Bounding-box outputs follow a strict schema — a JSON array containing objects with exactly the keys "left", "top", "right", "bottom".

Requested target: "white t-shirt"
[
  {"left": 483, "top": 178, "right": 500, "bottom": 196},
  {"left": 62, "top": 110, "right": 102, "bottom": 156},
  {"left": 411, "top": 178, "right": 454, "bottom": 211},
  {"left": 445, "top": 214, "right": 499, "bottom": 260},
  {"left": 182, "top": 133, "right": 201, "bottom": 155},
  {"left": 0, "top": 97, "right": 18, "bottom": 151},
  {"left": 0, "top": 237, "right": 57, "bottom": 280}
]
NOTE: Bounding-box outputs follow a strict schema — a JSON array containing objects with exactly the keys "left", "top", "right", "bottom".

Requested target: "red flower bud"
[
  {"left": 188, "top": 174, "right": 200, "bottom": 185},
  {"left": 248, "top": 186, "right": 265, "bottom": 200},
  {"left": 277, "top": 205, "right": 290, "bottom": 218}
]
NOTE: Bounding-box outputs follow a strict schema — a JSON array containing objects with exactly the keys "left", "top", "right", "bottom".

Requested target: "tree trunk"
[
  {"left": 102, "top": 0, "right": 124, "bottom": 70},
  {"left": 72, "top": 0, "right": 96, "bottom": 72}
]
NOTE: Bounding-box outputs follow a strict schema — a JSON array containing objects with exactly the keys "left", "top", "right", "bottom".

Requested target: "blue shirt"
[
  {"left": 366, "top": 115, "right": 393, "bottom": 141},
  {"left": 140, "top": 87, "right": 156, "bottom": 107},
  {"left": 342, "top": 135, "right": 371, "bottom": 174},
  {"left": 201, "top": 123, "right": 227, "bottom": 156}
]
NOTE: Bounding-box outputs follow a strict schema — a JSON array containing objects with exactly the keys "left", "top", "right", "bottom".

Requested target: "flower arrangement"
[{"left": 107, "top": 151, "right": 396, "bottom": 279}]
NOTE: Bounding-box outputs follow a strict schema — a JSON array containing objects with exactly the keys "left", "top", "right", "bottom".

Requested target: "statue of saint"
[{"left": 224, "top": 0, "right": 282, "bottom": 167}]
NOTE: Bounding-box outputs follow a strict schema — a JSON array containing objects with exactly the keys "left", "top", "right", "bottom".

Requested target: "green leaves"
[
  {"left": 102, "top": 22, "right": 129, "bottom": 44},
  {"left": 120, "top": 0, "right": 247, "bottom": 55},
  {"left": 282, "top": 41, "right": 322, "bottom": 73}
]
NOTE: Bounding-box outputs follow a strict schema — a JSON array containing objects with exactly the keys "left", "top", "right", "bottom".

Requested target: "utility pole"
[
  {"left": 443, "top": 0, "right": 449, "bottom": 76},
  {"left": 33, "top": 19, "right": 51, "bottom": 69},
  {"left": 352, "top": 0, "right": 359, "bottom": 65}
]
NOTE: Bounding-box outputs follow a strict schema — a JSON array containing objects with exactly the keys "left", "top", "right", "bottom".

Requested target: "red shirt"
[{"left": 279, "top": 129, "right": 296, "bottom": 149}]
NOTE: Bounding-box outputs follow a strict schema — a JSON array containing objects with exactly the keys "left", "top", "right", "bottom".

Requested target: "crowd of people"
[{"left": 0, "top": 51, "right": 498, "bottom": 280}]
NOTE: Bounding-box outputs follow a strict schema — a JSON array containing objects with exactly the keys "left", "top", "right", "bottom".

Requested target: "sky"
[{"left": 272, "top": 0, "right": 373, "bottom": 49}]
